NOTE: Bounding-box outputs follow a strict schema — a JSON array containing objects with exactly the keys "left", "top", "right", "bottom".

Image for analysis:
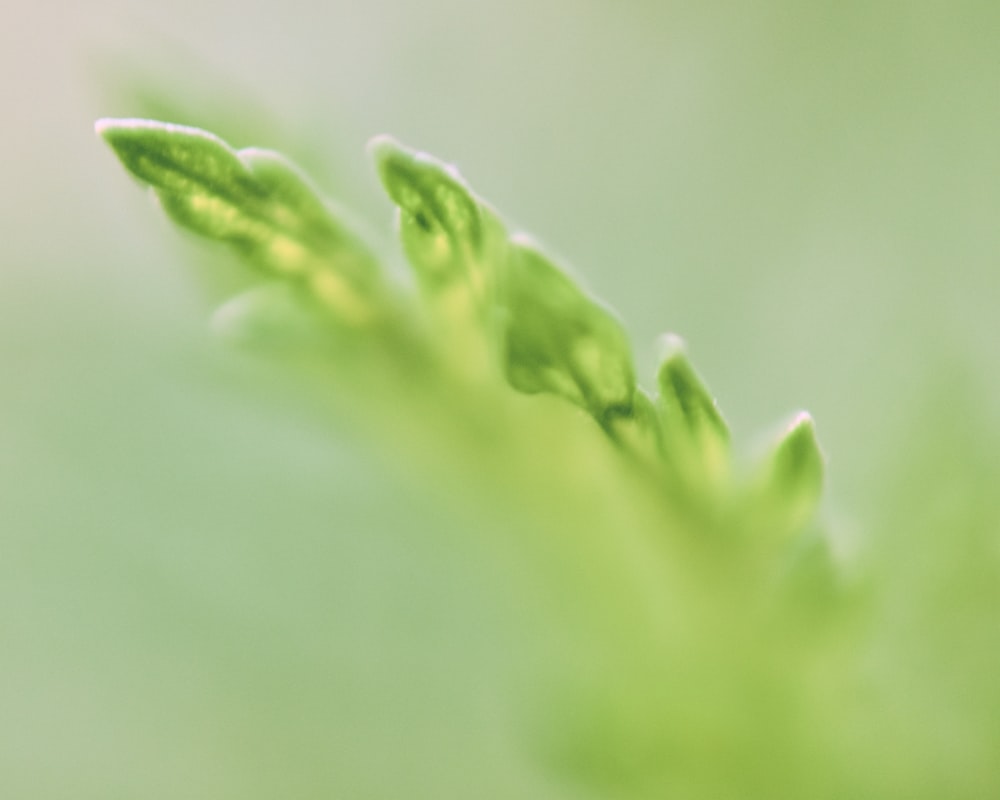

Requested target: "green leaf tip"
[
  {"left": 97, "top": 117, "right": 384, "bottom": 327},
  {"left": 655, "top": 334, "right": 730, "bottom": 483},
  {"left": 759, "top": 411, "right": 825, "bottom": 535},
  {"left": 367, "top": 134, "right": 511, "bottom": 378},
  {"left": 369, "top": 135, "right": 638, "bottom": 428},
  {"left": 369, "top": 134, "right": 485, "bottom": 291},
  {"left": 97, "top": 117, "right": 250, "bottom": 200},
  {"left": 770, "top": 411, "right": 824, "bottom": 489},
  {"left": 656, "top": 335, "right": 729, "bottom": 440}
]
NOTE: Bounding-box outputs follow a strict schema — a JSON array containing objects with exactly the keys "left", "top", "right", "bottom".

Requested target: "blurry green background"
[{"left": 3, "top": 2, "right": 999, "bottom": 797}]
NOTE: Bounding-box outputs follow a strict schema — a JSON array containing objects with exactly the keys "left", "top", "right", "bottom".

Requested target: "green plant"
[
  {"left": 96, "top": 117, "right": 822, "bottom": 522},
  {"left": 95, "top": 118, "right": 999, "bottom": 799}
]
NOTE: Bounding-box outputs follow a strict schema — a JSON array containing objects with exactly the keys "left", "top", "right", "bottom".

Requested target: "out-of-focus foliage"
[
  {"left": 4, "top": 2, "right": 1000, "bottom": 799},
  {"left": 94, "top": 118, "right": 999, "bottom": 800},
  {"left": 98, "top": 118, "right": 824, "bottom": 533}
]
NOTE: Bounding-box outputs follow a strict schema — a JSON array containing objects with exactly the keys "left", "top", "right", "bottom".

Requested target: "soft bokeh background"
[{"left": 4, "top": 2, "right": 999, "bottom": 797}]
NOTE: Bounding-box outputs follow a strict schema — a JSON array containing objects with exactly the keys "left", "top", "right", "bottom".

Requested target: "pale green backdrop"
[{"left": 3, "top": 2, "right": 999, "bottom": 797}]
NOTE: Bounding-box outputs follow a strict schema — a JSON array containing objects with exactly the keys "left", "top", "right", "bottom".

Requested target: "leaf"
[
  {"left": 757, "top": 411, "right": 825, "bottom": 538},
  {"left": 503, "top": 236, "right": 636, "bottom": 424},
  {"left": 369, "top": 135, "right": 512, "bottom": 374},
  {"left": 95, "top": 117, "right": 851, "bottom": 796},
  {"left": 99, "top": 117, "right": 829, "bottom": 534},
  {"left": 655, "top": 335, "right": 730, "bottom": 484},
  {"left": 97, "top": 118, "right": 384, "bottom": 327},
  {"left": 369, "top": 135, "right": 487, "bottom": 290}
]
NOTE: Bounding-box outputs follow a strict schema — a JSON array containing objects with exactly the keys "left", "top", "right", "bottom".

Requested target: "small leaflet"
[
  {"left": 504, "top": 237, "right": 636, "bottom": 423},
  {"left": 97, "top": 118, "right": 382, "bottom": 327}
]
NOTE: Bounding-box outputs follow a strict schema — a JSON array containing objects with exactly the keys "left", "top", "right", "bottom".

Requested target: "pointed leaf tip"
[
  {"left": 369, "top": 135, "right": 485, "bottom": 300},
  {"left": 369, "top": 137, "right": 477, "bottom": 229},
  {"left": 656, "top": 332, "right": 688, "bottom": 362},
  {"left": 96, "top": 117, "right": 383, "bottom": 326},
  {"left": 95, "top": 116, "right": 142, "bottom": 141},
  {"left": 773, "top": 411, "right": 824, "bottom": 487},
  {"left": 94, "top": 117, "right": 249, "bottom": 196},
  {"left": 95, "top": 117, "right": 225, "bottom": 152},
  {"left": 758, "top": 411, "right": 825, "bottom": 537},
  {"left": 366, "top": 133, "right": 403, "bottom": 166},
  {"left": 656, "top": 341, "right": 729, "bottom": 444}
]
